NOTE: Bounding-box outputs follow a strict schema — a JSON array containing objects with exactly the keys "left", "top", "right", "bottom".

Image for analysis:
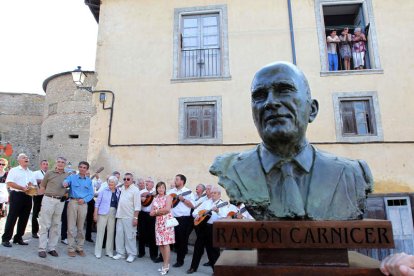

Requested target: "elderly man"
[
  {"left": 1, "top": 153, "right": 37, "bottom": 247},
  {"left": 32, "top": 159, "right": 49, "bottom": 239},
  {"left": 37, "top": 157, "right": 69, "bottom": 258},
  {"left": 113, "top": 173, "right": 141, "bottom": 263},
  {"left": 210, "top": 61, "right": 373, "bottom": 221},
  {"left": 187, "top": 186, "right": 229, "bottom": 274},
  {"left": 138, "top": 177, "right": 158, "bottom": 261},
  {"left": 63, "top": 161, "right": 94, "bottom": 257}
]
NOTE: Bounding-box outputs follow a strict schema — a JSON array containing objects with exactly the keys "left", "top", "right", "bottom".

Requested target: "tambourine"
[{"left": 25, "top": 186, "right": 38, "bottom": 196}]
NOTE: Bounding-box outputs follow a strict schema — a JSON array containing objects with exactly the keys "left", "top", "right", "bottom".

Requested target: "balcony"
[{"left": 180, "top": 48, "right": 221, "bottom": 78}]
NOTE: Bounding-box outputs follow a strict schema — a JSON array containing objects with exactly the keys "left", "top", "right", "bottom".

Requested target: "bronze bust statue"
[{"left": 210, "top": 61, "right": 373, "bottom": 220}]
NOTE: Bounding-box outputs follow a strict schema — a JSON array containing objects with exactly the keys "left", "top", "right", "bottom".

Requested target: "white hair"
[{"left": 108, "top": 175, "right": 118, "bottom": 185}]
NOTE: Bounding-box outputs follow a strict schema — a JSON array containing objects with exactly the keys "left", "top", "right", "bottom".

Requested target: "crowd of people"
[
  {"left": 326, "top": 27, "right": 367, "bottom": 71},
  {"left": 0, "top": 154, "right": 252, "bottom": 275}
]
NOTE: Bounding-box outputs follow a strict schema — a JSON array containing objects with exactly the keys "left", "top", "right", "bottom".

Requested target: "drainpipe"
[{"left": 287, "top": 0, "right": 297, "bottom": 65}]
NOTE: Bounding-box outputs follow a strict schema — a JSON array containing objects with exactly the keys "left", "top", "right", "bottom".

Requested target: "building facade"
[
  {"left": 0, "top": 92, "right": 44, "bottom": 169},
  {"left": 85, "top": 0, "right": 414, "bottom": 253},
  {"left": 41, "top": 71, "right": 96, "bottom": 170}
]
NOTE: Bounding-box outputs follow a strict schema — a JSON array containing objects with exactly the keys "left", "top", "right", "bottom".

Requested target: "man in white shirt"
[
  {"left": 187, "top": 186, "right": 229, "bottom": 274},
  {"left": 138, "top": 177, "right": 158, "bottom": 260},
  {"left": 167, "top": 174, "right": 194, "bottom": 267},
  {"left": 32, "top": 159, "right": 49, "bottom": 239},
  {"left": 113, "top": 173, "right": 141, "bottom": 263},
  {"left": 1, "top": 153, "right": 37, "bottom": 247}
]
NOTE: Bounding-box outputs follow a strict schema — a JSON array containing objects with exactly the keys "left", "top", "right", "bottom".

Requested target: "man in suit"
[{"left": 210, "top": 61, "right": 373, "bottom": 221}]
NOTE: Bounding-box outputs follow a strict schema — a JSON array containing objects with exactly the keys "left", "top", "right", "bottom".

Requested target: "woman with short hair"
[{"left": 94, "top": 175, "right": 120, "bottom": 258}]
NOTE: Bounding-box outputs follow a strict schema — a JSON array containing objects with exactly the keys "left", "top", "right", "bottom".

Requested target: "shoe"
[
  {"left": 137, "top": 254, "right": 145, "bottom": 258},
  {"left": 38, "top": 251, "right": 47, "bottom": 258},
  {"left": 203, "top": 261, "right": 212, "bottom": 267},
  {"left": 160, "top": 265, "right": 170, "bottom": 275},
  {"left": 14, "top": 240, "right": 28, "bottom": 245},
  {"left": 68, "top": 251, "right": 76, "bottom": 257},
  {"left": 154, "top": 256, "right": 163, "bottom": 263},
  {"left": 187, "top": 268, "right": 196, "bottom": 274},
  {"left": 126, "top": 255, "right": 135, "bottom": 263},
  {"left": 172, "top": 262, "right": 183, "bottom": 268},
  {"left": 113, "top": 254, "right": 125, "bottom": 260},
  {"left": 76, "top": 250, "right": 86, "bottom": 257},
  {"left": 2, "top": 241, "right": 12, "bottom": 248},
  {"left": 32, "top": 233, "right": 39, "bottom": 239},
  {"left": 85, "top": 238, "right": 94, "bottom": 243},
  {"left": 95, "top": 254, "right": 101, "bottom": 259},
  {"left": 48, "top": 250, "right": 59, "bottom": 257},
  {"left": 61, "top": 239, "right": 68, "bottom": 245},
  {"left": 106, "top": 253, "right": 114, "bottom": 258}
]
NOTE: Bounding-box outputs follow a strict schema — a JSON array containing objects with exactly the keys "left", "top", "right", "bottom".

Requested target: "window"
[
  {"left": 179, "top": 96, "right": 222, "bottom": 144},
  {"left": 333, "top": 91, "right": 383, "bottom": 142},
  {"left": 172, "top": 5, "right": 230, "bottom": 81},
  {"left": 47, "top": 134, "right": 53, "bottom": 140},
  {"left": 315, "top": 0, "right": 382, "bottom": 74},
  {"left": 48, "top": 103, "right": 57, "bottom": 115},
  {"left": 69, "top": 134, "right": 79, "bottom": 139},
  {"left": 340, "top": 100, "right": 374, "bottom": 135}
]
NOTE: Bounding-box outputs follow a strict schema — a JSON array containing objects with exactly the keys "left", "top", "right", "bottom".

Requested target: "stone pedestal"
[{"left": 213, "top": 220, "right": 394, "bottom": 276}]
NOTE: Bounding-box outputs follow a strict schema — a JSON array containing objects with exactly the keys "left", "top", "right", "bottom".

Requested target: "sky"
[{"left": 0, "top": 0, "right": 98, "bottom": 95}]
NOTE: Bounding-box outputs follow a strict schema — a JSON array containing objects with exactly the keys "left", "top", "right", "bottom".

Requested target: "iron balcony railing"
[{"left": 180, "top": 48, "right": 221, "bottom": 78}]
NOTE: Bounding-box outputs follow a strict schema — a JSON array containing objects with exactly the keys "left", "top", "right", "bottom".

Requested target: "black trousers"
[
  {"left": 174, "top": 216, "right": 192, "bottom": 265},
  {"left": 61, "top": 200, "right": 68, "bottom": 240},
  {"left": 2, "top": 191, "right": 32, "bottom": 242},
  {"left": 138, "top": 211, "right": 158, "bottom": 258},
  {"left": 85, "top": 198, "right": 95, "bottom": 240},
  {"left": 31, "top": 194, "right": 43, "bottom": 234},
  {"left": 190, "top": 223, "right": 219, "bottom": 270}
]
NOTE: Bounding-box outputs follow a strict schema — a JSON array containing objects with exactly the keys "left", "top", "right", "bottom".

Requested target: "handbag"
[{"left": 166, "top": 217, "right": 179, "bottom": 227}]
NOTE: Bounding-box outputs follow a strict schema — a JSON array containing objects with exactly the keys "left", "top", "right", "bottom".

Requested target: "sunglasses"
[
  {"left": 123, "top": 178, "right": 131, "bottom": 181},
  {"left": 0, "top": 164, "right": 5, "bottom": 166}
]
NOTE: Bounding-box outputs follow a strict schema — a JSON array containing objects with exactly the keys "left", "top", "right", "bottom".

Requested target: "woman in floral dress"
[{"left": 150, "top": 181, "right": 175, "bottom": 275}]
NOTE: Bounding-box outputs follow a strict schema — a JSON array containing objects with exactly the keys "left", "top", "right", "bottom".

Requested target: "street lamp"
[{"left": 71, "top": 66, "right": 115, "bottom": 147}]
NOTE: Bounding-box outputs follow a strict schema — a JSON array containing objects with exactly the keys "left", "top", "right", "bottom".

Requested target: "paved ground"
[{"left": 0, "top": 213, "right": 212, "bottom": 276}]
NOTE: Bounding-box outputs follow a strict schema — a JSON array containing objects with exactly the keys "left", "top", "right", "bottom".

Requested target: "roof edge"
[{"left": 42, "top": 70, "right": 95, "bottom": 93}]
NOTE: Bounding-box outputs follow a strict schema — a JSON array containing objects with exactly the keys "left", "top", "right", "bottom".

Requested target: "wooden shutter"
[
  {"left": 185, "top": 103, "right": 216, "bottom": 139},
  {"left": 340, "top": 101, "right": 357, "bottom": 134}
]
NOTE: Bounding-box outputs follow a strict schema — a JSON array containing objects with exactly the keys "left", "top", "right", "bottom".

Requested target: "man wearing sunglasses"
[
  {"left": 62, "top": 161, "right": 94, "bottom": 257},
  {"left": 113, "top": 173, "right": 141, "bottom": 263}
]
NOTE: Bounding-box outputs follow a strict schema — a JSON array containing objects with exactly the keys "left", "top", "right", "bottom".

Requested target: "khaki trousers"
[
  {"left": 67, "top": 199, "right": 87, "bottom": 252},
  {"left": 115, "top": 218, "right": 137, "bottom": 257},
  {"left": 38, "top": 196, "right": 64, "bottom": 251},
  {"left": 95, "top": 207, "right": 116, "bottom": 257}
]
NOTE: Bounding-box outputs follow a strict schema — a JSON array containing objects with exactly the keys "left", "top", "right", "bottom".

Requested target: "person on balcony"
[
  {"left": 352, "top": 27, "right": 367, "bottom": 70},
  {"left": 327, "top": 29, "right": 340, "bottom": 71}
]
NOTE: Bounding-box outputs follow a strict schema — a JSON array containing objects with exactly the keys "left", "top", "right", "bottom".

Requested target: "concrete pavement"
[{"left": 0, "top": 212, "right": 212, "bottom": 276}]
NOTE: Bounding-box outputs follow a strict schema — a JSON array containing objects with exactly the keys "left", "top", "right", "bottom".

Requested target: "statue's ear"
[{"left": 309, "top": 99, "right": 319, "bottom": 123}]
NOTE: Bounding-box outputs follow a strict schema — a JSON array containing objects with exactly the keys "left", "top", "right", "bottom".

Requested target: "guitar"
[
  {"left": 194, "top": 202, "right": 229, "bottom": 226},
  {"left": 193, "top": 194, "right": 207, "bottom": 209},
  {"left": 170, "top": 190, "right": 192, "bottom": 208},
  {"left": 91, "top": 167, "right": 104, "bottom": 180},
  {"left": 227, "top": 207, "right": 247, "bottom": 219},
  {"left": 141, "top": 191, "right": 156, "bottom": 207}
]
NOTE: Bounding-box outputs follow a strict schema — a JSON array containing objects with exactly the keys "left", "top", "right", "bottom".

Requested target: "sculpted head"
[{"left": 251, "top": 62, "right": 319, "bottom": 149}]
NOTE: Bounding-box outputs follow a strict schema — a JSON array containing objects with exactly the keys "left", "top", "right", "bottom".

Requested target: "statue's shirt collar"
[{"left": 259, "top": 142, "right": 313, "bottom": 174}]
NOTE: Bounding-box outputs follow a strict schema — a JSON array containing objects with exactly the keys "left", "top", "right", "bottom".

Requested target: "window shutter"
[
  {"left": 340, "top": 101, "right": 357, "bottom": 134},
  {"left": 186, "top": 106, "right": 201, "bottom": 138},
  {"left": 202, "top": 105, "right": 215, "bottom": 138}
]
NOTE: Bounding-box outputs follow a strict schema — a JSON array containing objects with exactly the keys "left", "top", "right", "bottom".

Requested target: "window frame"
[
  {"left": 332, "top": 91, "right": 383, "bottom": 143},
  {"left": 178, "top": 96, "right": 222, "bottom": 144},
  {"left": 48, "top": 103, "right": 57, "bottom": 115},
  {"left": 315, "top": 0, "right": 383, "bottom": 76},
  {"left": 172, "top": 5, "right": 230, "bottom": 82}
]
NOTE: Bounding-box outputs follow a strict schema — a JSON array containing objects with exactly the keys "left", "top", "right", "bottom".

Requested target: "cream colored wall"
[{"left": 89, "top": 0, "right": 414, "bottom": 193}]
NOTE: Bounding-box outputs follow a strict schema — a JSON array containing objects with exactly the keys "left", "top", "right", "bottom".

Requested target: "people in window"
[
  {"left": 352, "top": 27, "right": 367, "bottom": 70},
  {"left": 339, "top": 27, "right": 352, "bottom": 71},
  {"left": 327, "top": 30, "right": 340, "bottom": 71}
]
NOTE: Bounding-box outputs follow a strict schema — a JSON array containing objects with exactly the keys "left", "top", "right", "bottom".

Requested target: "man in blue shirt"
[{"left": 63, "top": 161, "right": 94, "bottom": 257}]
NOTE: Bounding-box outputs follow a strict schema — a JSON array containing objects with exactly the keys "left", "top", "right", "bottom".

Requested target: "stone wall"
[
  {"left": 0, "top": 92, "right": 45, "bottom": 170},
  {"left": 40, "top": 71, "right": 96, "bottom": 169}
]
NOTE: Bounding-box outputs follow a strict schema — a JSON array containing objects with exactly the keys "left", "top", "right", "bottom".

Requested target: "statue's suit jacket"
[{"left": 209, "top": 145, "right": 373, "bottom": 220}]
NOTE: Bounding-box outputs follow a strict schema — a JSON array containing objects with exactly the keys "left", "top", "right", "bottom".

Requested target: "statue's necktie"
[{"left": 280, "top": 162, "right": 305, "bottom": 217}]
